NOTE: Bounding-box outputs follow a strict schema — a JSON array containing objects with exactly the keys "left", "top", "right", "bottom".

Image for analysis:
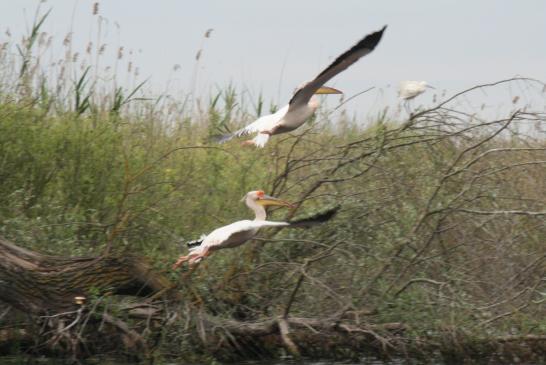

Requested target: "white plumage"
[
  {"left": 235, "top": 105, "right": 289, "bottom": 147},
  {"left": 398, "top": 80, "right": 431, "bottom": 100},
  {"left": 188, "top": 220, "right": 289, "bottom": 255}
]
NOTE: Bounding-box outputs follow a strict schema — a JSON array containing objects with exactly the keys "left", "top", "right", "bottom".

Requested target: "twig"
[
  {"left": 330, "top": 86, "right": 375, "bottom": 114},
  {"left": 277, "top": 317, "right": 300, "bottom": 357}
]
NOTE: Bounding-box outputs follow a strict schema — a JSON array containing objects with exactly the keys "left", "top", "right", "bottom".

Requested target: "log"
[
  {"left": 199, "top": 314, "right": 407, "bottom": 359},
  {"left": 0, "top": 237, "right": 174, "bottom": 315},
  {"left": 206, "top": 315, "right": 406, "bottom": 337}
]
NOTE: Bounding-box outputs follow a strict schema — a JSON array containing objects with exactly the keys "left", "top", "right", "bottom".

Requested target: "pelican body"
[
  {"left": 173, "top": 191, "right": 293, "bottom": 269},
  {"left": 218, "top": 26, "right": 387, "bottom": 147}
]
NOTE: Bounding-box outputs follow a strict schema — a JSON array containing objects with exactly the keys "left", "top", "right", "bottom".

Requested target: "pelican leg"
[
  {"left": 177, "top": 253, "right": 202, "bottom": 279},
  {"left": 172, "top": 255, "right": 189, "bottom": 269},
  {"left": 172, "top": 252, "right": 201, "bottom": 269},
  {"left": 189, "top": 247, "right": 211, "bottom": 266},
  {"left": 185, "top": 247, "right": 212, "bottom": 270},
  {"left": 241, "top": 139, "right": 256, "bottom": 146}
]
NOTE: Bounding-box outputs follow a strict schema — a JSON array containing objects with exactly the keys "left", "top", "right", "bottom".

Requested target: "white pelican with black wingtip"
[
  {"left": 172, "top": 190, "right": 338, "bottom": 270},
  {"left": 172, "top": 191, "right": 294, "bottom": 269},
  {"left": 217, "top": 26, "right": 387, "bottom": 147}
]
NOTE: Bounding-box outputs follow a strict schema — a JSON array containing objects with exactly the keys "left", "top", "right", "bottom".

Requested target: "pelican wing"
[
  {"left": 195, "top": 220, "right": 289, "bottom": 251},
  {"left": 245, "top": 220, "right": 290, "bottom": 229},
  {"left": 288, "top": 205, "right": 340, "bottom": 227},
  {"left": 289, "top": 26, "right": 387, "bottom": 109},
  {"left": 214, "top": 106, "right": 289, "bottom": 146},
  {"left": 234, "top": 105, "right": 289, "bottom": 137}
]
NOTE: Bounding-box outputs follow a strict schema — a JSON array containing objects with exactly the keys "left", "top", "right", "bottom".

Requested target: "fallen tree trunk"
[
  {"left": 0, "top": 237, "right": 174, "bottom": 315},
  {"left": 194, "top": 313, "right": 408, "bottom": 360},
  {"left": 0, "top": 236, "right": 177, "bottom": 358}
]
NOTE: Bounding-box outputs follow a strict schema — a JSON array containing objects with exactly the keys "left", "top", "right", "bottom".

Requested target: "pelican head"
[{"left": 244, "top": 190, "right": 294, "bottom": 208}]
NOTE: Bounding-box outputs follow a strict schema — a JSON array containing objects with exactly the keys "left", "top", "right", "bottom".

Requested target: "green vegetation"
[{"left": 0, "top": 8, "right": 545, "bottom": 363}]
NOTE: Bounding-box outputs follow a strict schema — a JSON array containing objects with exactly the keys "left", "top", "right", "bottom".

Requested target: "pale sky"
[{"left": 1, "top": 1, "right": 545, "bottom": 119}]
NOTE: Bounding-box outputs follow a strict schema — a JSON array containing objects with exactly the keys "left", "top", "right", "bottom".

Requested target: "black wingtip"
[
  {"left": 186, "top": 238, "right": 204, "bottom": 248},
  {"left": 314, "top": 26, "right": 387, "bottom": 82},
  {"left": 360, "top": 25, "right": 387, "bottom": 51},
  {"left": 209, "top": 133, "right": 233, "bottom": 144},
  {"left": 288, "top": 205, "right": 341, "bottom": 228}
]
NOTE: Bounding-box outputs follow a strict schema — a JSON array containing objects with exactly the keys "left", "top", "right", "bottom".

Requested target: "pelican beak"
[
  {"left": 426, "top": 85, "right": 436, "bottom": 89},
  {"left": 257, "top": 194, "right": 294, "bottom": 208},
  {"left": 315, "top": 86, "right": 343, "bottom": 95}
]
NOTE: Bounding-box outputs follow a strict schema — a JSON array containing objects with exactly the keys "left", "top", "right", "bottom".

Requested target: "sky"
[{"left": 0, "top": 1, "right": 545, "bottom": 119}]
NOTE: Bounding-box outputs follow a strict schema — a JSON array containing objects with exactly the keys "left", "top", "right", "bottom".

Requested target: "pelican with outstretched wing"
[
  {"left": 217, "top": 26, "right": 387, "bottom": 147},
  {"left": 172, "top": 190, "right": 338, "bottom": 269}
]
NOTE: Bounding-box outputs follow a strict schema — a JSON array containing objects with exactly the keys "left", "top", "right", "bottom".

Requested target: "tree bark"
[{"left": 0, "top": 236, "right": 174, "bottom": 315}]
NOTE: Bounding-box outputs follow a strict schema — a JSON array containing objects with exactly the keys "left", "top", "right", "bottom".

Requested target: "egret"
[
  {"left": 172, "top": 191, "right": 337, "bottom": 269},
  {"left": 398, "top": 80, "right": 434, "bottom": 100},
  {"left": 217, "top": 26, "right": 387, "bottom": 147},
  {"left": 399, "top": 80, "right": 435, "bottom": 114}
]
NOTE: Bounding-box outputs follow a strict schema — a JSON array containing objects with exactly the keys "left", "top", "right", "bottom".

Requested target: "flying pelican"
[
  {"left": 172, "top": 191, "right": 338, "bottom": 269},
  {"left": 217, "top": 26, "right": 387, "bottom": 147},
  {"left": 172, "top": 191, "right": 293, "bottom": 269},
  {"left": 398, "top": 80, "right": 434, "bottom": 101}
]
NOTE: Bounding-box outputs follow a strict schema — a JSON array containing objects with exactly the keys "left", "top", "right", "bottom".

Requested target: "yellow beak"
[
  {"left": 257, "top": 194, "right": 294, "bottom": 208},
  {"left": 314, "top": 86, "right": 343, "bottom": 95}
]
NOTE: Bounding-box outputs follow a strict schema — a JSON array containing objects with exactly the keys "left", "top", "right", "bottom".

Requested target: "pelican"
[
  {"left": 172, "top": 191, "right": 338, "bottom": 269},
  {"left": 217, "top": 26, "right": 387, "bottom": 147},
  {"left": 172, "top": 191, "right": 293, "bottom": 269}
]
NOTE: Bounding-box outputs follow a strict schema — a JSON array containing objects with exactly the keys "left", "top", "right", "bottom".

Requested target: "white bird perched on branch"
[
  {"left": 172, "top": 190, "right": 338, "bottom": 270},
  {"left": 398, "top": 80, "right": 434, "bottom": 100},
  {"left": 399, "top": 80, "right": 435, "bottom": 114},
  {"left": 216, "top": 26, "right": 387, "bottom": 147}
]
